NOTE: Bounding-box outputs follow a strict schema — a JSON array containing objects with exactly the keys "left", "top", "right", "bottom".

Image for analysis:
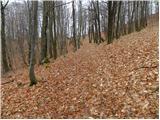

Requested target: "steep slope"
[{"left": 1, "top": 20, "right": 158, "bottom": 118}]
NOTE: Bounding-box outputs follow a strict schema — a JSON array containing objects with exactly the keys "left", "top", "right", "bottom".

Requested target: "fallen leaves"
[{"left": 1, "top": 20, "right": 159, "bottom": 119}]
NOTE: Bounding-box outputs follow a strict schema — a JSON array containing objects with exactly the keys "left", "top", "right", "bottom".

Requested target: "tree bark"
[
  {"left": 128, "top": 1, "right": 131, "bottom": 34},
  {"left": 140, "top": 1, "right": 145, "bottom": 29},
  {"left": 40, "top": 1, "right": 49, "bottom": 64},
  {"left": 29, "top": 1, "right": 38, "bottom": 86},
  {"left": 96, "top": 1, "right": 103, "bottom": 43},
  {"left": 72, "top": 1, "right": 77, "bottom": 51},
  {"left": 135, "top": 1, "right": 140, "bottom": 31},
  {"left": 1, "top": 1, "right": 10, "bottom": 73},
  {"left": 130, "top": 2, "right": 136, "bottom": 33},
  {"left": 48, "top": 1, "right": 53, "bottom": 58},
  {"left": 27, "top": 1, "right": 32, "bottom": 65},
  {"left": 116, "top": 1, "right": 122, "bottom": 39},
  {"left": 108, "top": 1, "right": 112, "bottom": 44},
  {"left": 77, "top": 0, "right": 82, "bottom": 49},
  {"left": 108, "top": 1, "right": 116, "bottom": 44},
  {"left": 53, "top": 1, "right": 57, "bottom": 59}
]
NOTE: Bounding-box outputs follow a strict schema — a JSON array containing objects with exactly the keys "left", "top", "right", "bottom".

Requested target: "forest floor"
[{"left": 1, "top": 19, "right": 159, "bottom": 118}]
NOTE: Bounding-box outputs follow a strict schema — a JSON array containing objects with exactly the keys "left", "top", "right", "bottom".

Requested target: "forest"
[{"left": 1, "top": 0, "right": 159, "bottom": 119}]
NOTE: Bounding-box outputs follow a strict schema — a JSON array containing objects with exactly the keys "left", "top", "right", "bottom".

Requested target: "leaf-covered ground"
[{"left": 1, "top": 20, "right": 159, "bottom": 118}]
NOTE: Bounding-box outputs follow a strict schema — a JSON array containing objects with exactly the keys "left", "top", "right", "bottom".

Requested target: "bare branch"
[
  {"left": 54, "top": 1, "right": 72, "bottom": 8},
  {"left": 2, "top": 0, "right": 9, "bottom": 9}
]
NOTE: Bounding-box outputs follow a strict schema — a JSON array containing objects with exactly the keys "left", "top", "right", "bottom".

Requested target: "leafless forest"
[{"left": 1, "top": 0, "right": 159, "bottom": 119}]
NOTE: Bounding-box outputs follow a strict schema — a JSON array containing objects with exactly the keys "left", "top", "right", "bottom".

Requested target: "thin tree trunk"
[
  {"left": 97, "top": 1, "right": 103, "bottom": 43},
  {"left": 140, "top": 1, "right": 145, "bottom": 29},
  {"left": 128, "top": 1, "right": 131, "bottom": 34},
  {"left": 77, "top": 0, "right": 82, "bottom": 49},
  {"left": 53, "top": 2, "right": 57, "bottom": 59},
  {"left": 72, "top": 1, "right": 77, "bottom": 51},
  {"left": 116, "top": 1, "right": 122, "bottom": 39},
  {"left": 130, "top": 2, "right": 136, "bottom": 32},
  {"left": 144, "top": 1, "right": 148, "bottom": 27},
  {"left": 135, "top": 1, "right": 140, "bottom": 31},
  {"left": 29, "top": 1, "right": 38, "bottom": 86},
  {"left": 1, "top": 1, "right": 10, "bottom": 73},
  {"left": 108, "top": 1, "right": 116, "bottom": 44},
  {"left": 27, "top": 1, "right": 32, "bottom": 65},
  {"left": 40, "top": 1, "right": 49, "bottom": 64},
  {"left": 48, "top": 1, "right": 53, "bottom": 58}
]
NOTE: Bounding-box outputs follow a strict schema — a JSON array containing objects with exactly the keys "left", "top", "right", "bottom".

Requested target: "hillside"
[{"left": 1, "top": 18, "right": 159, "bottom": 118}]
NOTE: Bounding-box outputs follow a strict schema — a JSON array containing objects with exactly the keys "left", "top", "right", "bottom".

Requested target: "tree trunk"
[
  {"left": 53, "top": 1, "right": 57, "bottom": 59},
  {"left": 77, "top": 0, "right": 82, "bottom": 49},
  {"left": 140, "top": 1, "right": 145, "bottom": 29},
  {"left": 128, "top": 1, "right": 131, "bottom": 34},
  {"left": 88, "top": 6, "right": 92, "bottom": 43},
  {"left": 108, "top": 1, "right": 112, "bottom": 44},
  {"left": 108, "top": 1, "right": 116, "bottom": 44},
  {"left": 123, "top": 2, "right": 127, "bottom": 35},
  {"left": 116, "top": 1, "right": 122, "bottom": 39},
  {"left": 97, "top": 1, "right": 103, "bottom": 43},
  {"left": 112, "top": 2, "right": 117, "bottom": 38},
  {"left": 130, "top": 2, "right": 136, "bottom": 32},
  {"left": 27, "top": 1, "right": 32, "bottom": 65},
  {"left": 29, "top": 1, "right": 38, "bottom": 86},
  {"left": 48, "top": 1, "right": 53, "bottom": 58},
  {"left": 72, "top": 1, "right": 77, "bottom": 51},
  {"left": 144, "top": 1, "right": 148, "bottom": 27},
  {"left": 40, "top": 1, "right": 49, "bottom": 64},
  {"left": 1, "top": 2, "right": 10, "bottom": 73},
  {"left": 94, "top": 18, "right": 98, "bottom": 44},
  {"left": 135, "top": 1, "right": 140, "bottom": 31}
]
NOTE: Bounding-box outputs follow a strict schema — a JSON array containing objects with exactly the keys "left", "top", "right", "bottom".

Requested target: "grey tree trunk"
[
  {"left": 128, "top": 2, "right": 135, "bottom": 34},
  {"left": 140, "top": 1, "right": 145, "bottom": 29},
  {"left": 116, "top": 1, "right": 122, "bottom": 39},
  {"left": 53, "top": 1, "right": 57, "bottom": 59},
  {"left": 77, "top": 0, "right": 82, "bottom": 49},
  {"left": 96, "top": 1, "right": 103, "bottom": 43},
  {"left": 40, "top": 1, "right": 49, "bottom": 64},
  {"left": 1, "top": 1, "right": 10, "bottom": 73},
  {"left": 72, "top": 1, "right": 77, "bottom": 51},
  {"left": 88, "top": 6, "right": 92, "bottom": 43},
  {"left": 144, "top": 1, "right": 148, "bottom": 27},
  {"left": 108, "top": 1, "right": 113, "bottom": 44},
  {"left": 27, "top": 0, "right": 32, "bottom": 65},
  {"left": 29, "top": 1, "right": 38, "bottom": 86},
  {"left": 135, "top": 1, "right": 140, "bottom": 31},
  {"left": 128, "top": 1, "right": 131, "bottom": 34},
  {"left": 130, "top": 2, "right": 136, "bottom": 33},
  {"left": 48, "top": 1, "right": 53, "bottom": 58},
  {"left": 91, "top": 2, "right": 98, "bottom": 44},
  {"left": 123, "top": 2, "right": 127, "bottom": 35}
]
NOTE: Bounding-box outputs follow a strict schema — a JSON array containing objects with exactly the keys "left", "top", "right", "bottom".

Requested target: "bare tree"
[
  {"left": 40, "top": 1, "right": 49, "bottom": 64},
  {"left": 108, "top": 1, "right": 117, "bottom": 44},
  {"left": 48, "top": 1, "right": 53, "bottom": 58},
  {"left": 77, "top": 0, "right": 82, "bottom": 49},
  {"left": 135, "top": 1, "right": 140, "bottom": 31},
  {"left": 53, "top": 1, "right": 57, "bottom": 59},
  {"left": 29, "top": 1, "right": 38, "bottom": 86},
  {"left": 116, "top": 1, "right": 122, "bottom": 39},
  {"left": 1, "top": 0, "right": 10, "bottom": 73},
  {"left": 72, "top": 1, "right": 77, "bottom": 51}
]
